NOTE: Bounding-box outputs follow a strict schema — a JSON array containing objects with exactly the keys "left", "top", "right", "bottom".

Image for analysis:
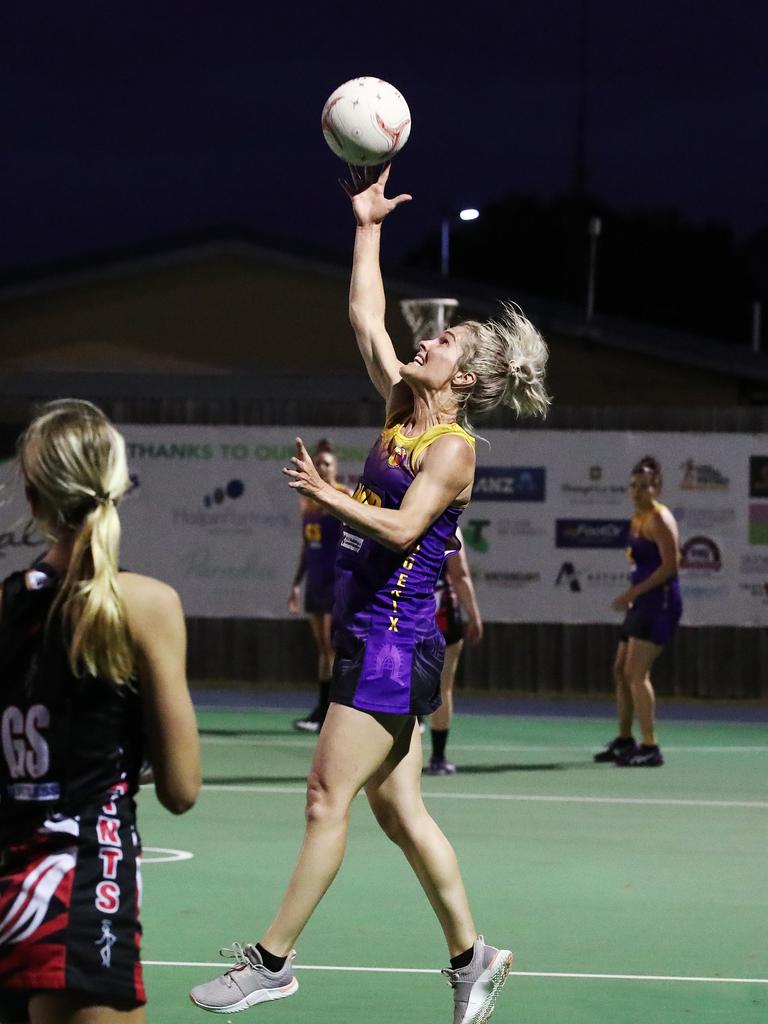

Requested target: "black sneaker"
[
  {"left": 594, "top": 736, "right": 637, "bottom": 763},
  {"left": 618, "top": 743, "right": 664, "bottom": 767}
]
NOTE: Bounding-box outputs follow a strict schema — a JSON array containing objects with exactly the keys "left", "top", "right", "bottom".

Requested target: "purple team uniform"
[
  {"left": 620, "top": 503, "right": 683, "bottom": 646},
  {"left": 302, "top": 495, "right": 344, "bottom": 615},
  {"left": 331, "top": 422, "right": 475, "bottom": 716}
]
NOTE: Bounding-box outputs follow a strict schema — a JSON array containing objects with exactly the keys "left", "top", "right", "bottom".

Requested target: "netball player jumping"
[
  {"left": 191, "top": 165, "right": 550, "bottom": 1023},
  {"left": 0, "top": 400, "right": 200, "bottom": 1024}
]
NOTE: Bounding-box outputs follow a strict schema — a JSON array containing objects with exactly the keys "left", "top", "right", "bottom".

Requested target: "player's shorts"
[
  {"left": 304, "top": 578, "right": 335, "bottom": 615},
  {"left": 620, "top": 595, "right": 682, "bottom": 647},
  {"left": 331, "top": 628, "right": 444, "bottom": 717},
  {"left": 436, "top": 590, "right": 464, "bottom": 647},
  {"left": 0, "top": 796, "right": 146, "bottom": 1008}
]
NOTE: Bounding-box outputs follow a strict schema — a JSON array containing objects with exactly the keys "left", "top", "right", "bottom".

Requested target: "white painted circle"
[{"left": 141, "top": 846, "right": 194, "bottom": 864}]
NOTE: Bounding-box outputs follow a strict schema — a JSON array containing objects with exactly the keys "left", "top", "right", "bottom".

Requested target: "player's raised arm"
[{"left": 346, "top": 165, "right": 412, "bottom": 401}]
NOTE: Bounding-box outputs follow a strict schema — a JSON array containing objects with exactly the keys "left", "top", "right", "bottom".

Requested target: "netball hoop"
[{"left": 399, "top": 297, "right": 459, "bottom": 349}]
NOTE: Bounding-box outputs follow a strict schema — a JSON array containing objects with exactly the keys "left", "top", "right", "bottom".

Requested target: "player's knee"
[{"left": 304, "top": 772, "right": 345, "bottom": 826}]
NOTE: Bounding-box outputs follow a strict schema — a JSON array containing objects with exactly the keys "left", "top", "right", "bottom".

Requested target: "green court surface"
[{"left": 137, "top": 707, "right": 768, "bottom": 1023}]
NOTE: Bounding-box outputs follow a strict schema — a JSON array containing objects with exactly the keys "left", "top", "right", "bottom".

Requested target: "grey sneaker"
[
  {"left": 189, "top": 942, "right": 298, "bottom": 1014},
  {"left": 441, "top": 936, "right": 514, "bottom": 1024}
]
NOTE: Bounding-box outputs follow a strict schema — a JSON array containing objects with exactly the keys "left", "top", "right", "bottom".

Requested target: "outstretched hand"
[
  {"left": 340, "top": 164, "right": 412, "bottom": 226},
  {"left": 283, "top": 438, "right": 327, "bottom": 501}
]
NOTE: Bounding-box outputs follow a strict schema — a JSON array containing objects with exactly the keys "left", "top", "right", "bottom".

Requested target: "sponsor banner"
[
  {"left": 472, "top": 466, "right": 546, "bottom": 502},
  {"left": 0, "top": 427, "right": 766, "bottom": 625},
  {"left": 555, "top": 519, "right": 630, "bottom": 549}
]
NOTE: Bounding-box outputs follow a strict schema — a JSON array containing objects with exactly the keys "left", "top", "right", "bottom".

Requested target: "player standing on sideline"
[
  {"left": 288, "top": 441, "right": 350, "bottom": 733},
  {"left": 594, "top": 456, "right": 682, "bottom": 767},
  {"left": 0, "top": 400, "right": 200, "bottom": 1024},
  {"left": 427, "top": 527, "right": 483, "bottom": 775},
  {"left": 190, "top": 164, "right": 550, "bottom": 1023}
]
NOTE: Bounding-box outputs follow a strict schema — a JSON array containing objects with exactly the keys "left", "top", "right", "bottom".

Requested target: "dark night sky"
[{"left": 4, "top": 2, "right": 767, "bottom": 272}]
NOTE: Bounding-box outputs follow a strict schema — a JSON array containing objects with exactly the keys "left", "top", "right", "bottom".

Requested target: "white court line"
[
  {"left": 199, "top": 783, "right": 768, "bottom": 809},
  {"left": 141, "top": 847, "right": 194, "bottom": 864},
  {"left": 199, "top": 736, "right": 768, "bottom": 754},
  {"left": 142, "top": 959, "right": 768, "bottom": 985}
]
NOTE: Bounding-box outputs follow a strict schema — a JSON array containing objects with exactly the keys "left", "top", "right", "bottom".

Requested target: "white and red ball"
[{"left": 321, "top": 77, "right": 411, "bottom": 166}]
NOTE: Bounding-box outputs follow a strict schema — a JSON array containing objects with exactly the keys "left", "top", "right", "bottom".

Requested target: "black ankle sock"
[
  {"left": 431, "top": 728, "right": 449, "bottom": 761},
  {"left": 450, "top": 945, "right": 475, "bottom": 970},
  {"left": 256, "top": 943, "right": 287, "bottom": 973}
]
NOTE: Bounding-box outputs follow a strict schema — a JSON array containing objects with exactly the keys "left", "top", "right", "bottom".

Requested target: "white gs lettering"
[
  {"left": 1, "top": 707, "right": 26, "bottom": 778},
  {"left": 1, "top": 705, "right": 51, "bottom": 779}
]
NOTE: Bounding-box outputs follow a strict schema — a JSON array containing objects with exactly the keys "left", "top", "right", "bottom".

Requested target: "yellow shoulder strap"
[{"left": 411, "top": 423, "right": 476, "bottom": 469}]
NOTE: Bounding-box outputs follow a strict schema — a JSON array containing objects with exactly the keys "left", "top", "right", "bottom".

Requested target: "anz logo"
[{"left": 472, "top": 467, "right": 546, "bottom": 502}]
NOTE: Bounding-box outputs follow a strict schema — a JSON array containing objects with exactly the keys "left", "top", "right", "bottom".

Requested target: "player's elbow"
[
  {"left": 155, "top": 776, "right": 200, "bottom": 815},
  {"left": 158, "top": 788, "right": 198, "bottom": 816},
  {"left": 390, "top": 526, "right": 421, "bottom": 554}
]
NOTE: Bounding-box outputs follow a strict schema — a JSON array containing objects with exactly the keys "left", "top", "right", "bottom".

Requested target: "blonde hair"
[
  {"left": 455, "top": 303, "right": 551, "bottom": 431},
  {"left": 19, "top": 399, "right": 134, "bottom": 686}
]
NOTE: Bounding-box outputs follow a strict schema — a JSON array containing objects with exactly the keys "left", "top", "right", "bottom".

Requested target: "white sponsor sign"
[{"left": 1, "top": 427, "right": 766, "bottom": 626}]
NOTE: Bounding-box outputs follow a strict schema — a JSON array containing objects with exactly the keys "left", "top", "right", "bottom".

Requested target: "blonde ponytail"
[
  {"left": 456, "top": 303, "right": 551, "bottom": 430},
  {"left": 19, "top": 400, "right": 134, "bottom": 686}
]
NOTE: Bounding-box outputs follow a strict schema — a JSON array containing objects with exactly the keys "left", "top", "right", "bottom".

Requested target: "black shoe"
[
  {"left": 594, "top": 736, "right": 637, "bottom": 763},
  {"left": 618, "top": 743, "right": 664, "bottom": 767}
]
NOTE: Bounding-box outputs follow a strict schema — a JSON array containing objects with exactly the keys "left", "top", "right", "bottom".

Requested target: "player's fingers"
[
  {"left": 379, "top": 163, "right": 391, "bottom": 185},
  {"left": 348, "top": 164, "right": 364, "bottom": 190},
  {"left": 392, "top": 193, "right": 412, "bottom": 207}
]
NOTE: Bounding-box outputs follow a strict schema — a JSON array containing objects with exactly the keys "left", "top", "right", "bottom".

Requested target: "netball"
[{"left": 321, "top": 77, "right": 411, "bottom": 166}]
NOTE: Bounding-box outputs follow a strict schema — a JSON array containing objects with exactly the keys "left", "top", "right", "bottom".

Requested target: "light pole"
[
  {"left": 441, "top": 208, "right": 480, "bottom": 277},
  {"left": 585, "top": 215, "right": 601, "bottom": 325}
]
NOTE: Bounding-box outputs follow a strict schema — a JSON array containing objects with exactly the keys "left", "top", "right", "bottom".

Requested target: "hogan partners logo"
[{"left": 172, "top": 479, "right": 290, "bottom": 533}]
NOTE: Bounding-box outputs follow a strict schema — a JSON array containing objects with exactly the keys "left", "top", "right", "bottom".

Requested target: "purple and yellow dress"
[
  {"left": 620, "top": 502, "right": 683, "bottom": 646},
  {"left": 332, "top": 421, "right": 475, "bottom": 716}
]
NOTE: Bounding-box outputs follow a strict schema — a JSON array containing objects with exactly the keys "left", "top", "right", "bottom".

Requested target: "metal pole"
[
  {"left": 586, "top": 215, "right": 601, "bottom": 324},
  {"left": 752, "top": 301, "right": 762, "bottom": 353},
  {"left": 440, "top": 217, "right": 450, "bottom": 277}
]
